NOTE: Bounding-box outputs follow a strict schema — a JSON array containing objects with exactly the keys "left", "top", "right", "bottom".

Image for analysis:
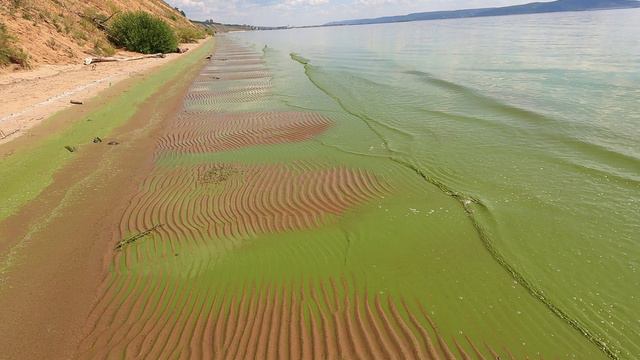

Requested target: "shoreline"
[
  {"left": 0, "top": 38, "right": 214, "bottom": 359},
  {"left": 0, "top": 38, "right": 214, "bottom": 223}
]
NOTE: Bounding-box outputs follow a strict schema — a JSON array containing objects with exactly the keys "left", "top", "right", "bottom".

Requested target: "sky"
[{"left": 166, "top": 0, "right": 555, "bottom": 27}]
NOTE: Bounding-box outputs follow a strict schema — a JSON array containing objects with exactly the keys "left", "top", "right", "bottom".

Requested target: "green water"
[{"left": 222, "top": 9, "right": 640, "bottom": 359}]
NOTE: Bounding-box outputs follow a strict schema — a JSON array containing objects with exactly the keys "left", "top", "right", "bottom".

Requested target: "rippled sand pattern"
[
  {"left": 118, "top": 163, "right": 389, "bottom": 264},
  {"left": 158, "top": 112, "right": 332, "bottom": 153},
  {"left": 79, "top": 277, "right": 508, "bottom": 360},
  {"left": 185, "top": 86, "right": 271, "bottom": 106},
  {"left": 78, "top": 39, "right": 535, "bottom": 359}
]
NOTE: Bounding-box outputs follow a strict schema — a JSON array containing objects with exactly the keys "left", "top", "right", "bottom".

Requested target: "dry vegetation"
[
  {"left": 0, "top": 0, "right": 207, "bottom": 69},
  {"left": 0, "top": 21, "right": 30, "bottom": 69}
]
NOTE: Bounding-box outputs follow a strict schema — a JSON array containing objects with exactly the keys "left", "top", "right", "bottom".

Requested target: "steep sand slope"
[{"left": 0, "top": 0, "right": 197, "bottom": 68}]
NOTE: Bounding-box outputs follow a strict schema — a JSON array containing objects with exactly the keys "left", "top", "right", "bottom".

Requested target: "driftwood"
[
  {"left": 71, "top": 8, "right": 120, "bottom": 31},
  {"left": 114, "top": 224, "right": 163, "bottom": 251},
  {"left": 89, "top": 11, "right": 119, "bottom": 31},
  {"left": 0, "top": 129, "right": 20, "bottom": 140},
  {"left": 70, "top": 100, "right": 84, "bottom": 105},
  {"left": 84, "top": 53, "right": 165, "bottom": 65}
]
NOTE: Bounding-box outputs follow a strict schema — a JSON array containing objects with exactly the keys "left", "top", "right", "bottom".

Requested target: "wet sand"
[
  {"left": 0, "top": 40, "right": 208, "bottom": 145},
  {"left": 0, "top": 41, "right": 211, "bottom": 359}
]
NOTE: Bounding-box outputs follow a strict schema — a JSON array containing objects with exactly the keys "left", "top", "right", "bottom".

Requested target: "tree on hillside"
[{"left": 174, "top": 7, "right": 187, "bottom": 17}]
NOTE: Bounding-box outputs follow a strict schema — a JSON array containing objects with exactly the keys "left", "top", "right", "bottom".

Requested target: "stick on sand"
[{"left": 84, "top": 53, "right": 166, "bottom": 65}]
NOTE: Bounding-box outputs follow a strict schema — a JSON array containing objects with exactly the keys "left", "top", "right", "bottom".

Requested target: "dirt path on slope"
[{"left": 0, "top": 44, "right": 209, "bottom": 360}]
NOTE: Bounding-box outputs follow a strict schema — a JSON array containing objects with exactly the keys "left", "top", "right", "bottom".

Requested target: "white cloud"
[
  {"left": 166, "top": 0, "right": 553, "bottom": 27},
  {"left": 285, "top": 0, "right": 330, "bottom": 5}
]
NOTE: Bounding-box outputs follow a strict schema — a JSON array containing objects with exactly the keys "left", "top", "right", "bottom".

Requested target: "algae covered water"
[
  {"left": 78, "top": 9, "right": 639, "bottom": 359},
  {"left": 224, "top": 9, "right": 640, "bottom": 359}
]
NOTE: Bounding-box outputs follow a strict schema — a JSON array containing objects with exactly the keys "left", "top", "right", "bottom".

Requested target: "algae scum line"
[{"left": 290, "top": 52, "right": 617, "bottom": 358}]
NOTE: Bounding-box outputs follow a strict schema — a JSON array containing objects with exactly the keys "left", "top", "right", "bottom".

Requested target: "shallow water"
[{"left": 226, "top": 9, "right": 640, "bottom": 359}]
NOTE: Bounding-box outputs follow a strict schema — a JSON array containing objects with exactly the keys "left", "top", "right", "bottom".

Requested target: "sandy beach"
[
  {"left": 0, "top": 40, "right": 206, "bottom": 145},
  {"left": 0, "top": 38, "right": 213, "bottom": 359}
]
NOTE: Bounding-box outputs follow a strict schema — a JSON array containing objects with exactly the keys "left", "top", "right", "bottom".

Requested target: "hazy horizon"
[{"left": 166, "top": 0, "right": 558, "bottom": 27}]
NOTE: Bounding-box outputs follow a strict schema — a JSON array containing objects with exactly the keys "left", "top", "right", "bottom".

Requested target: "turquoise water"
[{"left": 229, "top": 9, "right": 640, "bottom": 359}]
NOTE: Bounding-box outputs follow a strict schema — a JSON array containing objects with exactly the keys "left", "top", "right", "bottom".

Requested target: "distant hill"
[{"left": 325, "top": 0, "right": 640, "bottom": 26}]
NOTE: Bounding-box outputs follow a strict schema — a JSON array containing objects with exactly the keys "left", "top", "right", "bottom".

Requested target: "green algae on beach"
[{"left": 0, "top": 39, "right": 213, "bottom": 223}]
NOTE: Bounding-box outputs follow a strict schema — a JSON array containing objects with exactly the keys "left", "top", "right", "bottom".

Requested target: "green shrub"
[
  {"left": 175, "top": 27, "right": 205, "bottom": 43},
  {"left": 0, "top": 23, "right": 30, "bottom": 69},
  {"left": 108, "top": 11, "right": 177, "bottom": 54}
]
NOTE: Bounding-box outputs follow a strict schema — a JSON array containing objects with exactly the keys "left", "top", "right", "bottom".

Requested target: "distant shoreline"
[{"left": 311, "top": 0, "right": 640, "bottom": 28}]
